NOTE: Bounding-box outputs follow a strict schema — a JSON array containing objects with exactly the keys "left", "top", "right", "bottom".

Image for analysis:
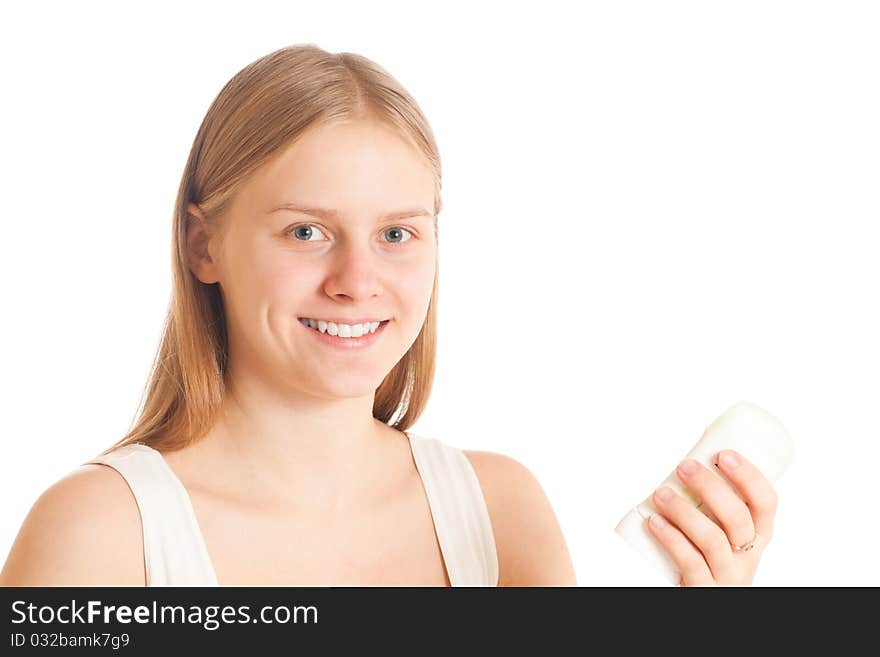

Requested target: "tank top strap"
[
  {"left": 406, "top": 432, "right": 499, "bottom": 587},
  {"left": 83, "top": 444, "right": 218, "bottom": 586}
]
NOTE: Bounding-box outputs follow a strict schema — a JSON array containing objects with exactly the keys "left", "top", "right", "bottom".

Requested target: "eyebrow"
[{"left": 269, "top": 203, "right": 433, "bottom": 221}]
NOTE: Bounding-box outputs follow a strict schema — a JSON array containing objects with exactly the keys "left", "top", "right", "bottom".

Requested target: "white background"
[{"left": 1, "top": 1, "right": 878, "bottom": 586}]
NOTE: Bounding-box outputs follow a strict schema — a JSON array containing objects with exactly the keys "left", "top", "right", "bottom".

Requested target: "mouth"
[{"left": 297, "top": 317, "right": 391, "bottom": 347}]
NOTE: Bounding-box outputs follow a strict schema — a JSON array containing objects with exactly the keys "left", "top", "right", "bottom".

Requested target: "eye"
[
  {"left": 382, "top": 226, "right": 413, "bottom": 244},
  {"left": 288, "top": 224, "right": 328, "bottom": 242},
  {"left": 286, "top": 224, "right": 414, "bottom": 244}
]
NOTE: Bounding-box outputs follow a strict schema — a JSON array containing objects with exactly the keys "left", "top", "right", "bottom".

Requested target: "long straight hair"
[{"left": 100, "top": 44, "right": 442, "bottom": 456}]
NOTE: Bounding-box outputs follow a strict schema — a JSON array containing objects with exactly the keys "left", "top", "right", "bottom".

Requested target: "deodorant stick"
[{"left": 614, "top": 400, "right": 795, "bottom": 585}]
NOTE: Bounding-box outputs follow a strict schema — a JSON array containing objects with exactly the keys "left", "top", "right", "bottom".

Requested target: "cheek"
[
  {"left": 396, "top": 255, "right": 436, "bottom": 318},
  {"left": 270, "top": 271, "right": 326, "bottom": 317},
  {"left": 230, "top": 248, "right": 311, "bottom": 309}
]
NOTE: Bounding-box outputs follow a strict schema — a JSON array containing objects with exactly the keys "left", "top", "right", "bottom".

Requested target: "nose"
[{"left": 323, "top": 239, "right": 384, "bottom": 303}]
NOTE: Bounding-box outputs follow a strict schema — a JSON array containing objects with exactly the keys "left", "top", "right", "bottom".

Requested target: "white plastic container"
[{"left": 614, "top": 400, "right": 795, "bottom": 585}]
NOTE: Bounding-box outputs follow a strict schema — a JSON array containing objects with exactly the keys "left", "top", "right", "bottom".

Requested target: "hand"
[{"left": 646, "top": 450, "right": 778, "bottom": 586}]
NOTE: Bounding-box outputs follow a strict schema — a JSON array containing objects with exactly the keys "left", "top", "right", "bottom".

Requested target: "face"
[{"left": 186, "top": 118, "right": 437, "bottom": 400}]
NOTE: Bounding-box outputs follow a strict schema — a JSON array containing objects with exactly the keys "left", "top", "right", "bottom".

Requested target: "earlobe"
[{"left": 185, "top": 202, "right": 220, "bottom": 284}]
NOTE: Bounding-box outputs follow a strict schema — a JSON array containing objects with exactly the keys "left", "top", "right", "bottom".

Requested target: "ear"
[{"left": 185, "top": 202, "right": 221, "bottom": 284}]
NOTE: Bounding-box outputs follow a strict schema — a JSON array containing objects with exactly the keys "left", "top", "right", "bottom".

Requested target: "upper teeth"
[{"left": 300, "top": 318, "right": 382, "bottom": 337}]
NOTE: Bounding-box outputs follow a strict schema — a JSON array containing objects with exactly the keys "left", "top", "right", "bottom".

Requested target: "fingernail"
[
  {"left": 655, "top": 486, "right": 673, "bottom": 502},
  {"left": 650, "top": 514, "right": 666, "bottom": 529},
  {"left": 719, "top": 451, "right": 740, "bottom": 468},
  {"left": 678, "top": 459, "right": 698, "bottom": 475}
]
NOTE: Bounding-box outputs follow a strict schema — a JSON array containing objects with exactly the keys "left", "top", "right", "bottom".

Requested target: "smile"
[{"left": 297, "top": 317, "right": 390, "bottom": 348}]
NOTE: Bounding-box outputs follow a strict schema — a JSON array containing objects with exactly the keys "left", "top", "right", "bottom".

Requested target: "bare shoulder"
[
  {"left": 0, "top": 464, "right": 145, "bottom": 586},
  {"left": 463, "top": 450, "right": 577, "bottom": 586}
]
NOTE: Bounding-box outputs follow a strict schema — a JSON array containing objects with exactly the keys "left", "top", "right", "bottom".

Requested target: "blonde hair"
[{"left": 100, "top": 44, "right": 442, "bottom": 456}]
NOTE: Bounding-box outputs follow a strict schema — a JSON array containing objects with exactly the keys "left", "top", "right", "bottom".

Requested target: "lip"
[
  {"left": 298, "top": 316, "right": 388, "bottom": 325},
  {"left": 298, "top": 318, "right": 390, "bottom": 349}
]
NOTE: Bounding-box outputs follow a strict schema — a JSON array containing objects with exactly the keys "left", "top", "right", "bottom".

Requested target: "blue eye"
[
  {"left": 287, "top": 224, "right": 413, "bottom": 243},
  {"left": 382, "top": 227, "right": 413, "bottom": 243},
  {"left": 289, "top": 224, "right": 328, "bottom": 241}
]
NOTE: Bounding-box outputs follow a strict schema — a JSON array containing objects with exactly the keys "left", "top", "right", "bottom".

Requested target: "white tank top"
[{"left": 83, "top": 431, "right": 499, "bottom": 587}]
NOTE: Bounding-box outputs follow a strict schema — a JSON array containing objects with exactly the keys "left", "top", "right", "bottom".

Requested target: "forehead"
[{"left": 244, "top": 119, "right": 435, "bottom": 214}]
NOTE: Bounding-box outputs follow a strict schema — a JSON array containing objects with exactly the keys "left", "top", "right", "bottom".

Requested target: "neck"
[{"left": 192, "top": 368, "right": 407, "bottom": 515}]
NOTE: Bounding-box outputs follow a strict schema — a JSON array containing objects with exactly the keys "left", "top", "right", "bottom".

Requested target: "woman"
[{"left": 0, "top": 44, "right": 775, "bottom": 587}]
